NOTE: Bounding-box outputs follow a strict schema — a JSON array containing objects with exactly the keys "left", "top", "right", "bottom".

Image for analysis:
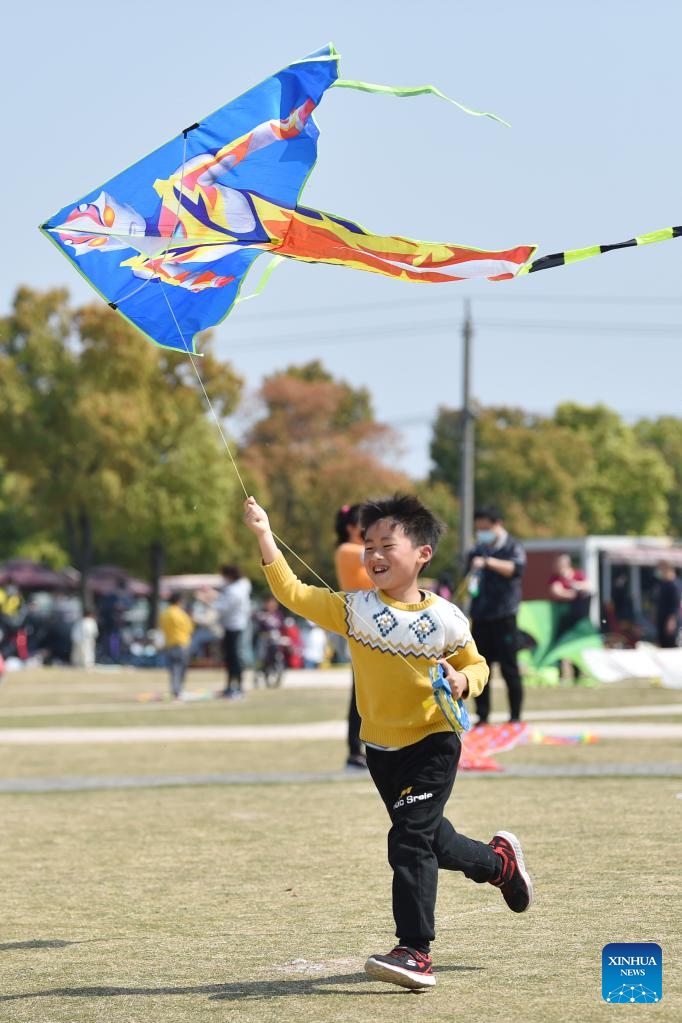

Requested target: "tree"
[
  {"left": 554, "top": 403, "right": 673, "bottom": 535},
  {"left": 0, "top": 287, "right": 245, "bottom": 607},
  {"left": 430, "top": 406, "right": 589, "bottom": 537},
  {"left": 634, "top": 416, "right": 682, "bottom": 537},
  {"left": 412, "top": 478, "right": 461, "bottom": 584},
  {"left": 240, "top": 361, "right": 412, "bottom": 586},
  {"left": 0, "top": 460, "right": 65, "bottom": 564},
  {"left": 429, "top": 401, "right": 675, "bottom": 538}
]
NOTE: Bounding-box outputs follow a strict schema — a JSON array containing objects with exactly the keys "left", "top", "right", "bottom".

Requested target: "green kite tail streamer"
[
  {"left": 519, "top": 225, "right": 682, "bottom": 275},
  {"left": 235, "top": 255, "right": 285, "bottom": 303},
  {"left": 333, "top": 78, "right": 511, "bottom": 127}
]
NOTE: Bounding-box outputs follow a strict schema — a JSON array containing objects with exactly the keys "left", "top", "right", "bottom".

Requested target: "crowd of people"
[
  {"left": 1, "top": 512, "right": 680, "bottom": 714},
  {"left": 155, "top": 565, "right": 334, "bottom": 702},
  {"left": 0, "top": 581, "right": 147, "bottom": 671}
]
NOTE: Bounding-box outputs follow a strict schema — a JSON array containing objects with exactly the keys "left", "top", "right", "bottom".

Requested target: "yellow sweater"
[
  {"left": 263, "top": 554, "right": 489, "bottom": 748},
  {"left": 159, "top": 604, "right": 194, "bottom": 648}
]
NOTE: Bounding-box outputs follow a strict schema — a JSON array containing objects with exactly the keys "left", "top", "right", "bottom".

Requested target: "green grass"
[
  {"left": 0, "top": 668, "right": 680, "bottom": 1019},
  {"left": 0, "top": 668, "right": 348, "bottom": 728},
  {"left": 1, "top": 667, "right": 681, "bottom": 781},
  {"left": 0, "top": 739, "right": 350, "bottom": 780},
  {"left": 1, "top": 777, "right": 679, "bottom": 1022},
  {"left": 1, "top": 666, "right": 681, "bottom": 725}
]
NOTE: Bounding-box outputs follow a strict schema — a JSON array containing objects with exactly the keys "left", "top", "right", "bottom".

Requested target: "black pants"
[
  {"left": 347, "top": 676, "right": 364, "bottom": 759},
  {"left": 657, "top": 619, "right": 679, "bottom": 648},
  {"left": 222, "top": 629, "right": 244, "bottom": 688},
  {"left": 472, "top": 615, "right": 523, "bottom": 723},
  {"left": 366, "top": 732, "right": 500, "bottom": 950}
]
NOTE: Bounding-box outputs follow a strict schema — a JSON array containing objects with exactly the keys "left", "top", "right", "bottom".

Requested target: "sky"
[{"left": 4, "top": 1, "right": 682, "bottom": 479}]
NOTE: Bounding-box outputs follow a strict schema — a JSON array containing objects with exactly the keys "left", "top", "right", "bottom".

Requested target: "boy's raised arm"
[{"left": 243, "top": 496, "right": 280, "bottom": 565}]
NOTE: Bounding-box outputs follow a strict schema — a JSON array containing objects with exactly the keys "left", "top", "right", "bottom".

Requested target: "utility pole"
[{"left": 458, "top": 300, "right": 475, "bottom": 573}]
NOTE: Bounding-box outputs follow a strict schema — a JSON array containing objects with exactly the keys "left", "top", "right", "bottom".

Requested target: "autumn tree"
[{"left": 240, "top": 360, "right": 413, "bottom": 585}]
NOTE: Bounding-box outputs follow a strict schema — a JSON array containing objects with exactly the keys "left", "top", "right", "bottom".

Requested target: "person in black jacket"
[
  {"left": 466, "top": 505, "right": 526, "bottom": 725},
  {"left": 655, "top": 560, "right": 681, "bottom": 648}
]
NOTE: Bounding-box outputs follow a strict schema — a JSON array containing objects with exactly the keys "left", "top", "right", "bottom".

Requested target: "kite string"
[
  {"left": 158, "top": 286, "right": 343, "bottom": 576},
  {"left": 151, "top": 131, "right": 252, "bottom": 500},
  {"left": 159, "top": 286, "right": 435, "bottom": 680},
  {"left": 148, "top": 122, "right": 448, "bottom": 685},
  {"left": 158, "top": 285, "right": 249, "bottom": 498}
]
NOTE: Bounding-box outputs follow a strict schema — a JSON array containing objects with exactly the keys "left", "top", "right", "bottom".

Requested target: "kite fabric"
[
  {"left": 41, "top": 43, "right": 681, "bottom": 354},
  {"left": 39, "top": 43, "right": 534, "bottom": 353},
  {"left": 459, "top": 722, "right": 596, "bottom": 772}
]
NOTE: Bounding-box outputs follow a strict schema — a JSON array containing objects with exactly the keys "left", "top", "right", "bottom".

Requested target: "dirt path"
[{"left": 0, "top": 718, "right": 682, "bottom": 744}]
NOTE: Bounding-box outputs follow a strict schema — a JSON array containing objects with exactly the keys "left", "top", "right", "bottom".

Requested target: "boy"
[{"left": 243, "top": 493, "right": 532, "bottom": 991}]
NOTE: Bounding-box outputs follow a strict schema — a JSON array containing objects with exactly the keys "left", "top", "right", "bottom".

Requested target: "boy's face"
[{"left": 363, "top": 519, "right": 432, "bottom": 599}]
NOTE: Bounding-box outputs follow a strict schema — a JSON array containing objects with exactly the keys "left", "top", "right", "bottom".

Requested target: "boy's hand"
[
  {"left": 437, "top": 658, "right": 469, "bottom": 699},
  {"left": 243, "top": 496, "right": 271, "bottom": 535},
  {"left": 244, "top": 496, "right": 280, "bottom": 565}
]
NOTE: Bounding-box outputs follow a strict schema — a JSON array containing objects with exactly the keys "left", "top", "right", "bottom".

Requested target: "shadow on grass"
[
  {"left": 0, "top": 939, "right": 101, "bottom": 952},
  {"left": 0, "top": 965, "right": 483, "bottom": 1002}
]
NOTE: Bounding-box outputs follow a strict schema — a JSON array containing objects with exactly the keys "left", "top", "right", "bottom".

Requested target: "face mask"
[{"left": 476, "top": 529, "right": 496, "bottom": 544}]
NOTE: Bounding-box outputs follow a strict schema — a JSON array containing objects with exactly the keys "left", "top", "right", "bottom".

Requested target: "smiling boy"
[{"left": 243, "top": 493, "right": 533, "bottom": 991}]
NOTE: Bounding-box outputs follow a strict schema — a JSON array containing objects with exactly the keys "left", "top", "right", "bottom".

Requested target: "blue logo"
[{"left": 602, "top": 943, "right": 662, "bottom": 1004}]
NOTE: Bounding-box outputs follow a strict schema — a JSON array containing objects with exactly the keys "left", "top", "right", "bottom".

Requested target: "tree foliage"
[
  {"left": 554, "top": 403, "right": 673, "bottom": 535},
  {"left": 430, "top": 401, "right": 676, "bottom": 539},
  {"left": 634, "top": 416, "right": 682, "bottom": 537},
  {"left": 0, "top": 287, "right": 245, "bottom": 581},
  {"left": 240, "top": 362, "right": 413, "bottom": 586},
  {"left": 3, "top": 286, "right": 681, "bottom": 607}
]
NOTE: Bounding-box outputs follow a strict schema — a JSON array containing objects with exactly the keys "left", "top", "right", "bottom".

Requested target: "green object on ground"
[{"left": 517, "top": 600, "right": 603, "bottom": 684}]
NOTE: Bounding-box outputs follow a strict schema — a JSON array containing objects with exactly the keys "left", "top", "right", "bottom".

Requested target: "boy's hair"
[
  {"left": 474, "top": 504, "right": 503, "bottom": 524},
  {"left": 359, "top": 494, "right": 445, "bottom": 558}
]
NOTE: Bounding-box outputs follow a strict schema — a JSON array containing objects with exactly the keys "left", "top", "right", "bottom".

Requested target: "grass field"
[{"left": 0, "top": 667, "right": 680, "bottom": 1021}]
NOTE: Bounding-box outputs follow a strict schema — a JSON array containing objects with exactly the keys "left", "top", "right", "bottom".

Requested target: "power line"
[
  {"left": 477, "top": 317, "right": 682, "bottom": 336},
  {"left": 219, "top": 314, "right": 682, "bottom": 353},
  {"left": 233, "top": 290, "right": 682, "bottom": 325}
]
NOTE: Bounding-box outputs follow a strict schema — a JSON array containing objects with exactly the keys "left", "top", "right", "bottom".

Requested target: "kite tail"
[
  {"left": 333, "top": 78, "right": 511, "bottom": 127},
  {"left": 518, "top": 226, "right": 682, "bottom": 275}
]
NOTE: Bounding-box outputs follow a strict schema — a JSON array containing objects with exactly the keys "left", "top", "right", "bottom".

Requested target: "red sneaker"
[
  {"left": 489, "top": 830, "right": 533, "bottom": 912},
  {"left": 365, "top": 945, "right": 436, "bottom": 990}
]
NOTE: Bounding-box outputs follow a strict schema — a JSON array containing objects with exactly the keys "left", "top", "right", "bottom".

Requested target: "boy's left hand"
[{"left": 437, "top": 658, "right": 469, "bottom": 699}]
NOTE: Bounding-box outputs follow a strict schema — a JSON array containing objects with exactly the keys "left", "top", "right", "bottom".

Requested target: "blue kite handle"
[{"left": 428, "top": 663, "right": 472, "bottom": 733}]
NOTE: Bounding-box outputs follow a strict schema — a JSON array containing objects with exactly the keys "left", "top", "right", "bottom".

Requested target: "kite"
[
  {"left": 517, "top": 599, "right": 604, "bottom": 685},
  {"left": 429, "top": 663, "right": 472, "bottom": 734},
  {"left": 41, "top": 43, "right": 681, "bottom": 354},
  {"left": 459, "top": 722, "right": 596, "bottom": 772}
]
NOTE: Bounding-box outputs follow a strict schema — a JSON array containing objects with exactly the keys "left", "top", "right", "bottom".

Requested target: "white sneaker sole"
[
  {"left": 364, "top": 956, "right": 436, "bottom": 990},
  {"left": 494, "top": 829, "right": 533, "bottom": 911}
]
